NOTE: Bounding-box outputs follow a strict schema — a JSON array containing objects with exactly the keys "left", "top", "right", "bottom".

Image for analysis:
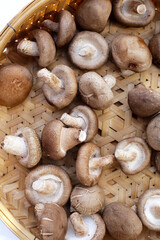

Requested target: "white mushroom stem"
[
  {"left": 17, "top": 39, "right": 39, "bottom": 56},
  {"left": 79, "top": 46, "right": 96, "bottom": 57},
  {"left": 35, "top": 203, "right": 45, "bottom": 221},
  {"left": 60, "top": 113, "right": 85, "bottom": 129},
  {"left": 37, "top": 68, "right": 64, "bottom": 93},
  {"left": 2, "top": 135, "right": 27, "bottom": 157},
  {"left": 103, "top": 74, "right": 116, "bottom": 89},
  {"left": 121, "top": 69, "right": 135, "bottom": 76},
  {"left": 70, "top": 212, "right": 88, "bottom": 236},
  {"left": 32, "top": 179, "right": 57, "bottom": 194},
  {"left": 115, "top": 149, "right": 137, "bottom": 162},
  {"left": 136, "top": 4, "right": 147, "bottom": 15},
  {"left": 89, "top": 155, "right": 114, "bottom": 169}
]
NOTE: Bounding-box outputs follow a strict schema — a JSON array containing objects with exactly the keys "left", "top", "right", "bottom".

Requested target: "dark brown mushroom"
[
  {"left": 146, "top": 114, "right": 160, "bottom": 151},
  {"left": 149, "top": 32, "right": 160, "bottom": 68},
  {"left": 154, "top": 151, "right": 160, "bottom": 173}
]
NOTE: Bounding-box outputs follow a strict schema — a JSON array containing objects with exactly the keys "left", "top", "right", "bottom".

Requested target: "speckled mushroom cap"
[
  {"left": 138, "top": 189, "right": 160, "bottom": 231},
  {"left": 103, "top": 202, "right": 143, "bottom": 240},
  {"left": 115, "top": 137, "right": 151, "bottom": 175},
  {"left": 0, "top": 64, "right": 32, "bottom": 107},
  {"left": 111, "top": 34, "right": 152, "bottom": 72},
  {"left": 68, "top": 31, "right": 109, "bottom": 70},
  {"left": 42, "top": 65, "right": 77, "bottom": 109},
  {"left": 146, "top": 114, "right": 160, "bottom": 151},
  {"left": 76, "top": 0, "right": 112, "bottom": 33},
  {"left": 113, "top": 0, "right": 155, "bottom": 27},
  {"left": 25, "top": 165, "right": 72, "bottom": 206},
  {"left": 70, "top": 185, "right": 105, "bottom": 215},
  {"left": 149, "top": 32, "right": 160, "bottom": 68}
]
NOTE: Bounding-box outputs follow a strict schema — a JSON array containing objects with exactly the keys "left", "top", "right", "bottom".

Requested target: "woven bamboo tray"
[{"left": 0, "top": 0, "right": 160, "bottom": 239}]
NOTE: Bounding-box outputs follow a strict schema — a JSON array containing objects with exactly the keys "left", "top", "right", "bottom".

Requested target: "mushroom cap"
[
  {"left": 155, "top": 152, "right": 160, "bottom": 173},
  {"left": 76, "top": 0, "right": 112, "bottom": 33},
  {"left": 149, "top": 33, "right": 160, "bottom": 68},
  {"left": 79, "top": 72, "right": 114, "bottom": 110},
  {"left": 103, "top": 202, "right": 143, "bottom": 240},
  {"left": 69, "top": 105, "right": 98, "bottom": 142},
  {"left": 70, "top": 185, "right": 105, "bottom": 215},
  {"left": 128, "top": 84, "right": 160, "bottom": 117},
  {"left": 146, "top": 114, "right": 160, "bottom": 151},
  {"left": 111, "top": 34, "right": 152, "bottom": 72},
  {"left": 31, "top": 29, "right": 56, "bottom": 67},
  {"left": 42, "top": 64, "right": 77, "bottom": 109},
  {"left": 115, "top": 137, "right": 151, "bottom": 175},
  {"left": 15, "top": 127, "right": 42, "bottom": 168},
  {"left": 113, "top": 0, "right": 155, "bottom": 27},
  {"left": 35, "top": 203, "right": 68, "bottom": 240},
  {"left": 25, "top": 165, "right": 72, "bottom": 206},
  {"left": 0, "top": 64, "right": 32, "bottom": 107},
  {"left": 66, "top": 213, "right": 106, "bottom": 240},
  {"left": 68, "top": 31, "right": 109, "bottom": 70},
  {"left": 76, "top": 143, "right": 102, "bottom": 187},
  {"left": 138, "top": 189, "right": 160, "bottom": 231}
]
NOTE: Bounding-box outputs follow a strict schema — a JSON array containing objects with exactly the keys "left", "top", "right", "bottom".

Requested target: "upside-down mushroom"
[
  {"left": 17, "top": 29, "right": 56, "bottom": 67},
  {"left": 115, "top": 137, "right": 151, "bottom": 175},
  {"left": 65, "top": 212, "right": 106, "bottom": 240},
  {"left": 2, "top": 127, "right": 41, "bottom": 168},
  {"left": 79, "top": 72, "right": 116, "bottom": 110},
  {"left": 76, "top": 143, "right": 114, "bottom": 186},
  {"left": 43, "top": 10, "right": 76, "bottom": 47},
  {"left": 149, "top": 32, "right": 160, "bottom": 68},
  {"left": 70, "top": 185, "right": 105, "bottom": 215},
  {"left": 42, "top": 120, "right": 86, "bottom": 160},
  {"left": 68, "top": 31, "right": 109, "bottom": 70},
  {"left": 60, "top": 105, "right": 98, "bottom": 142},
  {"left": 35, "top": 203, "right": 68, "bottom": 240},
  {"left": 146, "top": 114, "right": 160, "bottom": 151},
  {"left": 37, "top": 65, "right": 77, "bottom": 109},
  {"left": 25, "top": 165, "right": 72, "bottom": 205}
]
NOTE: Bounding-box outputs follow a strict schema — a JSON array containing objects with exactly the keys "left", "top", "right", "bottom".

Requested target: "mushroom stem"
[
  {"left": 32, "top": 179, "right": 57, "bottom": 194},
  {"left": 37, "top": 68, "right": 64, "bottom": 93},
  {"left": 115, "top": 149, "right": 137, "bottom": 162},
  {"left": 103, "top": 74, "right": 116, "bottom": 89},
  {"left": 89, "top": 155, "right": 114, "bottom": 169},
  {"left": 35, "top": 203, "right": 45, "bottom": 221},
  {"left": 70, "top": 212, "right": 88, "bottom": 236},
  {"left": 43, "top": 19, "right": 59, "bottom": 32},
  {"left": 60, "top": 113, "right": 85, "bottom": 129},
  {"left": 79, "top": 46, "right": 96, "bottom": 57},
  {"left": 135, "top": 3, "right": 147, "bottom": 15},
  {"left": 17, "top": 39, "right": 39, "bottom": 56},
  {"left": 2, "top": 135, "right": 27, "bottom": 157}
]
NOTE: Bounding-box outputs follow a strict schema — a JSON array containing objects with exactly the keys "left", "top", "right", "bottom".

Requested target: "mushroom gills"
[{"left": 144, "top": 195, "right": 160, "bottom": 226}]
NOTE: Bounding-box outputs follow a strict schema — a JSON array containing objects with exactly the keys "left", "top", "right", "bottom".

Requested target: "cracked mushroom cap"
[
  {"left": 149, "top": 33, "right": 160, "bottom": 68},
  {"left": 146, "top": 114, "right": 160, "bottom": 151},
  {"left": 138, "top": 189, "right": 160, "bottom": 231},
  {"left": 76, "top": 0, "right": 112, "bottom": 33},
  {"left": 111, "top": 34, "right": 152, "bottom": 72},
  {"left": 68, "top": 31, "right": 109, "bottom": 70},
  {"left": 25, "top": 165, "right": 72, "bottom": 206},
  {"left": 66, "top": 212, "right": 106, "bottom": 240},
  {"left": 128, "top": 84, "right": 160, "bottom": 117},
  {"left": 0, "top": 64, "right": 32, "bottom": 107},
  {"left": 41, "top": 65, "right": 77, "bottom": 109},
  {"left": 113, "top": 0, "right": 155, "bottom": 27},
  {"left": 76, "top": 143, "right": 114, "bottom": 187},
  {"left": 103, "top": 202, "right": 143, "bottom": 240},
  {"left": 70, "top": 185, "right": 105, "bottom": 215},
  {"left": 115, "top": 137, "right": 151, "bottom": 175},
  {"left": 35, "top": 203, "right": 68, "bottom": 240},
  {"left": 79, "top": 72, "right": 115, "bottom": 110}
]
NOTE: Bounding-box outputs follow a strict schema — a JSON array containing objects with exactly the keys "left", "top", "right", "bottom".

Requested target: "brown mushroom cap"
[
  {"left": 111, "top": 34, "right": 152, "bottom": 72},
  {"left": 68, "top": 31, "right": 109, "bottom": 70},
  {"left": 113, "top": 0, "right": 155, "bottom": 27},
  {"left": 154, "top": 152, "right": 160, "bottom": 173},
  {"left": 146, "top": 114, "right": 160, "bottom": 151},
  {"left": 149, "top": 33, "right": 160, "bottom": 68},
  {"left": 70, "top": 185, "right": 105, "bottom": 215},
  {"left": 103, "top": 202, "right": 143, "bottom": 240},
  {"left": 35, "top": 203, "right": 68, "bottom": 240},
  {"left": 115, "top": 137, "right": 151, "bottom": 175},
  {"left": 41, "top": 65, "right": 77, "bottom": 109},
  {"left": 25, "top": 165, "right": 72, "bottom": 206},
  {"left": 128, "top": 84, "right": 160, "bottom": 117},
  {"left": 0, "top": 64, "right": 32, "bottom": 107},
  {"left": 79, "top": 72, "right": 115, "bottom": 110},
  {"left": 138, "top": 189, "right": 160, "bottom": 231},
  {"left": 76, "top": 0, "right": 112, "bottom": 33},
  {"left": 31, "top": 29, "right": 56, "bottom": 67}
]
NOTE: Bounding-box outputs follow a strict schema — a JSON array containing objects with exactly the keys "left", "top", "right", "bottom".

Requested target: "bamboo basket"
[{"left": 0, "top": 0, "right": 160, "bottom": 239}]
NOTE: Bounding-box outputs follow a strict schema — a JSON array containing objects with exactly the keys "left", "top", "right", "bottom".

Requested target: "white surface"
[{"left": 0, "top": 219, "right": 20, "bottom": 240}]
